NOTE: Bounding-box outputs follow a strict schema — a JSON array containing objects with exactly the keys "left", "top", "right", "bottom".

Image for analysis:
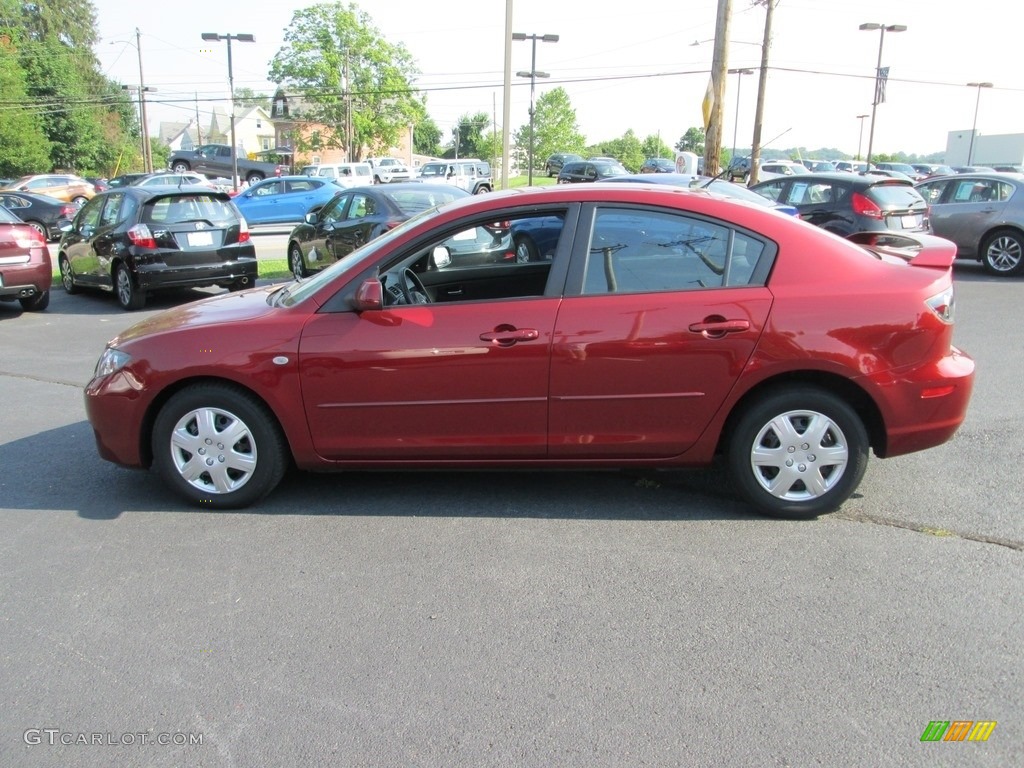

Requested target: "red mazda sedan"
[{"left": 84, "top": 184, "right": 974, "bottom": 518}]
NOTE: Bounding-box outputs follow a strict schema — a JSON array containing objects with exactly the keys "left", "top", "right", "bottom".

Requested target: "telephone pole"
[
  {"left": 748, "top": 0, "right": 776, "bottom": 185},
  {"left": 703, "top": 0, "right": 731, "bottom": 177}
]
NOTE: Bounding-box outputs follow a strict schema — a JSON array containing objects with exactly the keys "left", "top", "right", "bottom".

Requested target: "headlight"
[{"left": 93, "top": 347, "right": 132, "bottom": 379}]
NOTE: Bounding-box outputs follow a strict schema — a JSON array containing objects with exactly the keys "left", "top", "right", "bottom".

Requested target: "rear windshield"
[
  {"left": 867, "top": 183, "right": 926, "bottom": 208},
  {"left": 142, "top": 195, "right": 237, "bottom": 225},
  {"left": 0, "top": 205, "right": 20, "bottom": 224},
  {"left": 383, "top": 188, "right": 466, "bottom": 215}
]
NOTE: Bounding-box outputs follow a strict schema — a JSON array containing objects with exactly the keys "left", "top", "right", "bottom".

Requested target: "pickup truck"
[
  {"left": 364, "top": 157, "right": 413, "bottom": 184},
  {"left": 168, "top": 144, "right": 288, "bottom": 185}
]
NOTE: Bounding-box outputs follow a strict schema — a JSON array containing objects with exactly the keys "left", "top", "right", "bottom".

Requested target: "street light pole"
[
  {"left": 728, "top": 68, "right": 753, "bottom": 165},
  {"left": 201, "top": 32, "right": 255, "bottom": 192},
  {"left": 512, "top": 32, "right": 558, "bottom": 186},
  {"left": 859, "top": 22, "right": 907, "bottom": 169},
  {"left": 966, "top": 81, "right": 993, "bottom": 165},
  {"left": 855, "top": 114, "right": 869, "bottom": 161}
]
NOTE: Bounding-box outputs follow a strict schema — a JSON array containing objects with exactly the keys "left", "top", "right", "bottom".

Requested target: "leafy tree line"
[{"left": 0, "top": 0, "right": 140, "bottom": 177}]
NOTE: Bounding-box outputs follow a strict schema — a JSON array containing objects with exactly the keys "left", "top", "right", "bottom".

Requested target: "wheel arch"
[
  {"left": 977, "top": 224, "right": 1024, "bottom": 258},
  {"left": 138, "top": 376, "right": 295, "bottom": 470},
  {"left": 717, "top": 370, "right": 886, "bottom": 457}
]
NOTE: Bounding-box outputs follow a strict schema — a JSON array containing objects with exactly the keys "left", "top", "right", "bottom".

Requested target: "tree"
[
  {"left": 588, "top": 130, "right": 644, "bottom": 172},
  {"left": 413, "top": 116, "right": 442, "bottom": 157},
  {"left": 234, "top": 88, "right": 271, "bottom": 111},
  {"left": 512, "top": 86, "right": 585, "bottom": 172},
  {"left": 0, "top": 44, "right": 51, "bottom": 175},
  {"left": 451, "top": 111, "right": 489, "bottom": 158},
  {"left": 675, "top": 127, "right": 705, "bottom": 155},
  {"left": 1, "top": 0, "right": 136, "bottom": 174},
  {"left": 641, "top": 134, "right": 674, "bottom": 160},
  {"left": 268, "top": 2, "right": 426, "bottom": 158}
]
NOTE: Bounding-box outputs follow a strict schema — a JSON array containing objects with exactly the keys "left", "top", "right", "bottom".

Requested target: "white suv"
[
  {"left": 365, "top": 157, "right": 412, "bottom": 184},
  {"left": 417, "top": 159, "right": 492, "bottom": 194},
  {"left": 313, "top": 163, "right": 374, "bottom": 188}
]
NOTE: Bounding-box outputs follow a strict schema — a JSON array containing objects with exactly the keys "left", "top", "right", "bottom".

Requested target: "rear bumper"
[
  {"left": 132, "top": 249, "right": 258, "bottom": 291},
  {"left": 869, "top": 346, "right": 975, "bottom": 457},
  {"left": 0, "top": 262, "right": 51, "bottom": 298}
]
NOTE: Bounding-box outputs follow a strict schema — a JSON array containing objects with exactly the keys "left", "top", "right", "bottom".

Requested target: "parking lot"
[{"left": 0, "top": 260, "right": 1020, "bottom": 766}]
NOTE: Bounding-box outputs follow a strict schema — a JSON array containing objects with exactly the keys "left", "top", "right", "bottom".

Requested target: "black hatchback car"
[
  {"left": 57, "top": 186, "right": 257, "bottom": 310},
  {"left": 749, "top": 172, "right": 930, "bottom": 237}
]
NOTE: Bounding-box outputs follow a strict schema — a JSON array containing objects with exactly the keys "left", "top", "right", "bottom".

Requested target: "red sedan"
[{"left": 84, "top": 184, "right": 974, "bottom": 518}]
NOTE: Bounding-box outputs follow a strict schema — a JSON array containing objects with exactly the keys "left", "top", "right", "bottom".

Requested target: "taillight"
[
  {"left": 925, "top": 286, "right": 955, "bottom": 324},
  {"left": 60, "top": 206, "right": 77, "bottom": 218},
  {"left": 14, "top": 226, "right": 47, "bottom": 250},
  {"left": 483, "top": 220, "right": 511, "bottom": 236},
  {"left": 851, "top": 192, "right": 883, "bottom": 219},
  {"left": 127, "top": 224, "right": 157, "bottom": 249},
  {"left": 238, "top": 217, "right": 251, "bottom": 244}
]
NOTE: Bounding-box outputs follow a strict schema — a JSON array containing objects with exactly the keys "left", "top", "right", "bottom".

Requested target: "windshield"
[{"left": 418, "top": 164, "right": 447, "bottom": 178}]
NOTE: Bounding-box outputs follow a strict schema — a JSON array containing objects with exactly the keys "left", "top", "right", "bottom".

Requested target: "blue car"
[
  {"left": 232, "top": 175, "right": 342, "bottom": 225},
  {"left": 605, "top": 173, "right": 800, "bottom": 217}
]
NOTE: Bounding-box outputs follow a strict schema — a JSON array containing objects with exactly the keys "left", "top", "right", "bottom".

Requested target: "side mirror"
[
  {"left": 58, "top": 219, "right": 74, "bottom": 232},
  {"left": 431, "top": 245, "right": 452, "bottom": 269},
  {"left": 305, "top": 211, "right": 319, "bottom": 224},
  {"left": 353, "top": 278, "right": 383, "bottom": 310}
]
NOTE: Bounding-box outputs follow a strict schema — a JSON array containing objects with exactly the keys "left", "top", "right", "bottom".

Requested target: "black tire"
[
  {"left": 289, "top": 242, "right": 308, "bottom": 280},
  {"left": 71, "top": 195, "right": 88, "bottom": 206},
  {"left": 981, "top": 229, "right": 1024, "bottom": 276},
  {"left": 246, "top": 172, "right": 265, "bottom": 185},
  {"left": 59, "top": 255, "right": 79, "bottom": 294},
  {"left": 171, "top": 161, "right": 190, "bottom": 173},
  {"left": 514, "top": 234, "right": 539, "bottom": 263},
  {"left": 151, "top": 383, "right": 288, "bottom": 509},
  {"left": 373, "top": 175, "right": 383, "bottom": 185},
  {"left": 727, "top": 386, "right": 869, "bottom": 519},
  {"left": 19, "top": 290, "right": 49, "bottom": 312},
  {"left": 114, "top": 262, "right": 146, "bottom": 310},
  {"left": 474, "top": 185, "right": 491, "bottom": 194},
  {"left": 25, "top": 220, "right": 47, "bottom": 238}
]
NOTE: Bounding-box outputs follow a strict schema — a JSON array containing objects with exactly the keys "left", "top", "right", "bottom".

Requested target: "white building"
[{"left": 946, "top": 129, "right": 1024, "bottom": 167}]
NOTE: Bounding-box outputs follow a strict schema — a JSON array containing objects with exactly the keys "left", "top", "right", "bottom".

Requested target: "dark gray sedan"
[{"left": 915, "top": 173, "right": 1024, "bottom": 276}]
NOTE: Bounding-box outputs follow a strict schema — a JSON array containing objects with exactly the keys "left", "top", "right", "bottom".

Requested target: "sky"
[{"left": 92, "top": 0, "right": 1024, "bottom": 159}]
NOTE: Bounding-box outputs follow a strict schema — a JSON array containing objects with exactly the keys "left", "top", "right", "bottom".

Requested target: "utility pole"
[
  {"left": 135, "top": 28, "right": 152, "bottom": 173},
  {"left": 748, "top": 0, "right": 775, "bottom": 185},
  {"left": 195, "top": 93, "right": 203, "bottom": 146},
  {"left": 704, "top": 0, "right": 731, "bottom": 177}
]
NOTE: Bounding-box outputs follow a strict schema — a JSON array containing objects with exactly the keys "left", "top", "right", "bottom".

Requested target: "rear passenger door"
[{"left": 549, "top": 204, "right": 774, "bottom": 458}]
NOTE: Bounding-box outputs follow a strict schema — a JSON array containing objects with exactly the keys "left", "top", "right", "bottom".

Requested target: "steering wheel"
[{"left": 402, "top": 268, "right": 431, "bottom": 304}]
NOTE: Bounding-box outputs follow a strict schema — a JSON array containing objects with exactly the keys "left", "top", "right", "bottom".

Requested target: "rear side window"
[
  {"left": 143, "top": 195, "right": 237, "bottom": 225},
  {"left": 582, "top": 208, "right": 769, "bottom": 294}
]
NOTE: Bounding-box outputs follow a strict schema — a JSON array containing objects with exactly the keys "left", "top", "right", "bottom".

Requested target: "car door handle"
[
  {"left": 689, "top": 319, "right": 750, "bottom": 337},
  {"left": 479, "top": 326, "right": 540, "bottom": 346}
]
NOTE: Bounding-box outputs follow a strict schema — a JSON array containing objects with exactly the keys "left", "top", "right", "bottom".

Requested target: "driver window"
[
  {"left": 320, "top": 195, "right": 349, "bottom": 224},
  {"left": 382, "top": 212, "right": 567, "bottom": 307}
]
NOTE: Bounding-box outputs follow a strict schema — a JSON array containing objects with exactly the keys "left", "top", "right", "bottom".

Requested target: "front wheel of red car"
[
  {"left": 152, "top": 383, "right": 288, "bottom": 509},
  {"left": 727, "top": 387, "right": 869, "bottom": 519}
]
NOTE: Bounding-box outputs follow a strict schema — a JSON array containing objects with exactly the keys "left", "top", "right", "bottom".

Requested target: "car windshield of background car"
[{"left": 275, "top": 202, "right": 449, "bottom": 308}]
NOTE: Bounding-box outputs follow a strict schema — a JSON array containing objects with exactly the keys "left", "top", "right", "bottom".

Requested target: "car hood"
[{"left": 112, "top": 284, "right": 284, "bottom": 345}]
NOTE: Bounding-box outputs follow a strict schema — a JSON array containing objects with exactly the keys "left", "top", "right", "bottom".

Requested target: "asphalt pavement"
[{"left": 0, "top": 261, "right": 1020, "bottom": 767}]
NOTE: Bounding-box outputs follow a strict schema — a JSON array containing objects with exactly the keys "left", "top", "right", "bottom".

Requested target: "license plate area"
[{"left": 187, "top": 231, "right": 214, "bottom": 247}]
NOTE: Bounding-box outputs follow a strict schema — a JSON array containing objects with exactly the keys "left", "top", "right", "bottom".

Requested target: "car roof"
[{"left": 752, "top": 171, "right": 912, "bottom": 188}]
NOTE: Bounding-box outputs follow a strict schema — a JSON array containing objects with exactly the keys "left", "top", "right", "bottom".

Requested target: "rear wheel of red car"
[
  {"left": 114, "top": 263, "right": 146, "bottom": 310},
  {"left": 19, "top": 290, "right": 49, "bottom": 312},
  {"left": 981, "top": 229, "right": 1024, "bottom": 276},
  {"left": 152, "top": 383, "right": 288, "bottom": 509},
  {"left": 59, "top": 255, "right": 79, "bottom": 294},
  {"left": 728, "top": 387, "right": 869, "bottom": 519}
]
